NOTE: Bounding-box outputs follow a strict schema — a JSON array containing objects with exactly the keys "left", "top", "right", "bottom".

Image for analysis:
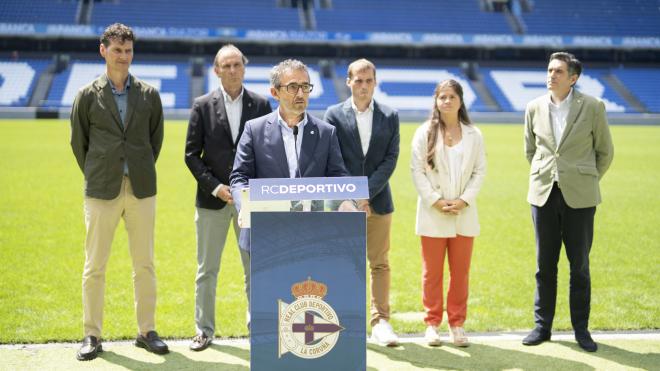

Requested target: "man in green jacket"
[
  {"left": 70, "top": 23, "right": 167, "bottom": 361},
  {"left": 522, "top": 52, "right": 614, "bottom": 352}
]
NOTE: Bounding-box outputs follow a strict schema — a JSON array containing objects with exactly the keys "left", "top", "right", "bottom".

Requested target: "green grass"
[{"left": 0, "top": 119, "right": 658, "bottom": 343}]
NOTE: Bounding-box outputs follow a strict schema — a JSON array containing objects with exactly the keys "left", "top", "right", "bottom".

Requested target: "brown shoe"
[
  {"left": 76, "top": 336, "right": 102, "bottom": 361},
  {"left": 190, "top": 333, "right": 212, "bottom": 351}
]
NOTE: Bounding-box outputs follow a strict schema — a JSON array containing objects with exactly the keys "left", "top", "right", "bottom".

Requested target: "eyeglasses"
[{"left": 278, "top": 83, "right": 314, "bottom": 94}]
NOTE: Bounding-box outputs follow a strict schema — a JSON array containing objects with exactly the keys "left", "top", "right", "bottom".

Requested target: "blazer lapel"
[
  {"left": 95, "top": 76, "right": 123, "bottom": 132},
  {"left": 367, "top": 102, "right": 384, "bottom": 159},
  {"left": 238, "top": 90, "right": 254, "bottom": 147},
  {"left": 342, "top": 99, "right": 365, "bottom": 159},
  {"left": 123, "top": 76, "right": 140, "bottom": 132},
  {"left": 212, "top": 89, "right": 233, "bottom": 142},
  {"left": 538, "top": 98, "right": 557, "bottom": 150},
  {"left": 558, "top": 90, "right": 584, "bottom": 150},
  {"left": 460, "top": 124, "right": 475, "bottom": 175},
  {"left": 265, "top": 114, "right": 290, "bottom": 177},
  {"left": 299, "top": 115, "right": 319, "bottom": 177},
  {"left": 434, "top": 131, "right": 449, "bottom": 174}
]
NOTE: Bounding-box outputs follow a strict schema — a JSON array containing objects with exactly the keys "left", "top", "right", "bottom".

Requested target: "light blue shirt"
[
  {"left": 277, "top": 110, "right": 307, "bottom": 178},
  {"left": 107, "top": 74, "right": 131, "bottom": 175}
]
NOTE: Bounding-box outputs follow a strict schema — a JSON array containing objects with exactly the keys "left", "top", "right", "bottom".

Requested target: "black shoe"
[
  {"left": 189, "top": 333, "right": 212, "bottom": 352},
  {"left": 522, "top": 327, "right": 551, "bottom": 346},
  {"left": 135, "top": 330, "right": 169, "bottom": 354},
  {"left": 76, "top": 336, "right": 102, "bottom": 361},
  {"left": 575, "top": 330, "right": 598, "bottom": 352}
]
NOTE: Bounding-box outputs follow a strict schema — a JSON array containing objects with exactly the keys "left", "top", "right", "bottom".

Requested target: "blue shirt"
[{"left": 106, "top": 74, "right": 131, "bottom": 174}]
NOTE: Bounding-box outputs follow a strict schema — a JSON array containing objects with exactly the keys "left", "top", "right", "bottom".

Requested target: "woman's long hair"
[{"left": 426, "top": 79, "right": 472, "bottom": 169}]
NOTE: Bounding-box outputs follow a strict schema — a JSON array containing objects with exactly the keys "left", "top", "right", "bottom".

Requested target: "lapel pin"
[{"left": 310, "top": 130, "right": 315, "bottom": 134}]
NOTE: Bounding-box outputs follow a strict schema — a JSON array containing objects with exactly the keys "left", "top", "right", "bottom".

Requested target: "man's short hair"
[
  {"left": 549, "top": 52, "right": 582, "bottom": 78},
  {"left": 347, "top": 58, "right": 376, "bottom": 80},
  {"left": 100, "top": 23, "right": 135, "bottom": 47},
  {"left": 214, "top": 44, "right": 248, "bottom": 67},
  {"left": 270, "top": 59, "right": 309, "bottom": 87}
]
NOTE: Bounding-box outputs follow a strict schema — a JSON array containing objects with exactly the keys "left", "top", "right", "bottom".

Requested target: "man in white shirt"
[
  {"left": 184, "top": 44, "right": 272, "bottom": 351},
  {"left": 324, "top": 59, "right": 401, "bottom": 346},
  {"left": 523, "top": 52, "right": 614, "bottom": 352}
]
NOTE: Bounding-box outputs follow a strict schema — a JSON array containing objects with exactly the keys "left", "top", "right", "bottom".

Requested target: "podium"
[{"left": 248, "top": 177, "right": 368, "bottom": 371}]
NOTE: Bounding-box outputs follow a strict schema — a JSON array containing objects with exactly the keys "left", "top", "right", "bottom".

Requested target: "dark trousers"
[{"left": 531, "top": 183, "right": 595, "bottom": 332}]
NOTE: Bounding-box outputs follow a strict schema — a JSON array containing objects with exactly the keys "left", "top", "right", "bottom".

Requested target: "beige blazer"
[
  {"left": 411, "top": 122, "right": 487, "bottom": 238},
  {"left": 524, "top": 89, "right": 614, "bottom": 208}
]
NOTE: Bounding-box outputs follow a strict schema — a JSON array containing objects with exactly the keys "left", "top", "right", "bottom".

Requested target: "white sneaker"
[
  {"left": 371, "top": 319, "right": 399, "bottom": 346},
  {"left": 449, "top": 326, "right": 469, "bottom": 347},
  {"left": 424, "top": 325, "right": 442, "bottom": 346}
]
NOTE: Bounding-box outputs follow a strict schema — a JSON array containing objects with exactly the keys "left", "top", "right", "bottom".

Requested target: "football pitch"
[{"left": 0, "top": 119, "right": 658, "bottom": 344}]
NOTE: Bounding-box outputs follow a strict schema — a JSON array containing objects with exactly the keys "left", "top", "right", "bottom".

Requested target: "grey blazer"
[{"left": 70, "top": 74, "right": 164, "bottom": 199}]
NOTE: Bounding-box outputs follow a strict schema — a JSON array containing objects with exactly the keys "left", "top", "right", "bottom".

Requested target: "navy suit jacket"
[
  {"left": 229, "top": 110, "right": 349, "bottom": 249},
  {"left": 324, "top": 98, "right": 400, "bottom": 214},
  {"left": 184, "top": 88, "right": 272, "bottom": 210}
]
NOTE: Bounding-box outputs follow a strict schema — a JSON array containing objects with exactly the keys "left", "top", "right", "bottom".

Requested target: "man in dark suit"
[
  {"left": 230, "top": 59, "right": 354, "bottom": 251},
  {"left": 324, "top": 59, "right": 400, "bottom": 346},
  {"left": 522, "top": 52, "right": 614, "bottom": 352},
  {"left": 70, "top": 23, "right": 168, "bottom": 361},
  {"left": 184, "top": 44, "right": 272, "bottom": 351}
]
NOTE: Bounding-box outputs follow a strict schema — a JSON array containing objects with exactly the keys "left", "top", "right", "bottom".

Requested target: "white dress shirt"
[
  {"left": 212, "top": 86, "right": 244, "bottom": 197},
  {"left": 277, "top": 110, "right": 307, "bottom": 178},
  {"left": 221, "top": 85, "right": 244, "bottom": 144},
  {"left": 351, "top": 98, "right": 374, "bottom": 155},
  {"left": 548, "top": 88, "right": 573, "bottom": 181}
]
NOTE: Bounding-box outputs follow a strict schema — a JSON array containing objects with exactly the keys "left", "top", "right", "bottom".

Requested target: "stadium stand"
[
  {"left": 521, "top": 0, "right": 660, "bottom": 36},
  {"left": 613, "top": 68, "right": 660, "bottom": 113},
  {"left": 0, "top": 59, "right": 50, "bottom": 106},
  {"left": 1, "top": 56, "right": 657, "bottom": 114},
  {"left": 334, "top": 64, "right": 495, "bottom": 112},
  {"left": 45, "top": 59, "right": 190, "bottom": 109},
  {"left": 0, "top": 0, "right": 77, "bottom": 24},
  {"left": 91, "top": 0, "right": 299, "bottom": 30},
  {"left": 0, "top": 0, "right": 658, "bottom": 120},
  {"left": 482, "top": 67, "right": 632, "bottom": 112},
  {"left": 315, "top": 0, "right": 511, "bottom": 33}
]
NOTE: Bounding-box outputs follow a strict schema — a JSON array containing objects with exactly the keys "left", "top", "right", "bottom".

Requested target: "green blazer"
[
  {"left": 70, "top": 74, "right": 164, "bottom": 200},
  {"left": 524, "top": 89, "right": 614, "bottom": 208}
]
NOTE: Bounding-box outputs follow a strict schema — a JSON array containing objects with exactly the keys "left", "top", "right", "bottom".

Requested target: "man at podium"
[{"left": 229, "top": 59, "right": 355, "bottom": 251}]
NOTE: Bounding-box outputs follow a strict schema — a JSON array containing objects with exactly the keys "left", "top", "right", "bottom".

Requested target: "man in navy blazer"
[
  {"left": 184, "top": 45, "right": 272, "bottom": 351},
  {"left": 229, "top": 59, "right": 352, "bottom": 251},
  {"left": 324, "top": 59, "right": 400, "bottom": 346}
]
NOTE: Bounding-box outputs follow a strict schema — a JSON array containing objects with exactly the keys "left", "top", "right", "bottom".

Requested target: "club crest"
[{"left": 278, "top": 277, "right": 344, "bottom": 359}]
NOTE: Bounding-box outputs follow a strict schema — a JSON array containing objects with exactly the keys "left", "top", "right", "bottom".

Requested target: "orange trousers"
[{"left": 421, "top": 235, "right": 474, "bottom": 327}]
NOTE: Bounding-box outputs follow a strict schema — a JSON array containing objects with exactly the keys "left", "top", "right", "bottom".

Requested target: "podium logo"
[{"left": 278, "top": 277, "right": 344, "bottom": 359}]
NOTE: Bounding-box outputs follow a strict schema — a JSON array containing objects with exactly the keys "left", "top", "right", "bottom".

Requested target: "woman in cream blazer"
[{"left": 410, "top": 79, "right": 486, "bottom": 347}]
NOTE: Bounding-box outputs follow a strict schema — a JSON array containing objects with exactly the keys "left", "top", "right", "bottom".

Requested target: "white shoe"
[
  {"left": 449, "top": 326, "right": 469, "bottom": 347},
  {"left": 424, "top": 325, "right": 442, "bottom": 346},
  {"left": 371, "top": 319, "right": 399, "bottom": 346}
]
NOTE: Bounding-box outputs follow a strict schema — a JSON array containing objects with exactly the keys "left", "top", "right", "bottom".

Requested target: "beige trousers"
[
  {"left": 82, "top": 177, "right": 157, "bottom": 338},
  {"left": 367, "top": 212, "right": 392, "bottom": 326}
]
